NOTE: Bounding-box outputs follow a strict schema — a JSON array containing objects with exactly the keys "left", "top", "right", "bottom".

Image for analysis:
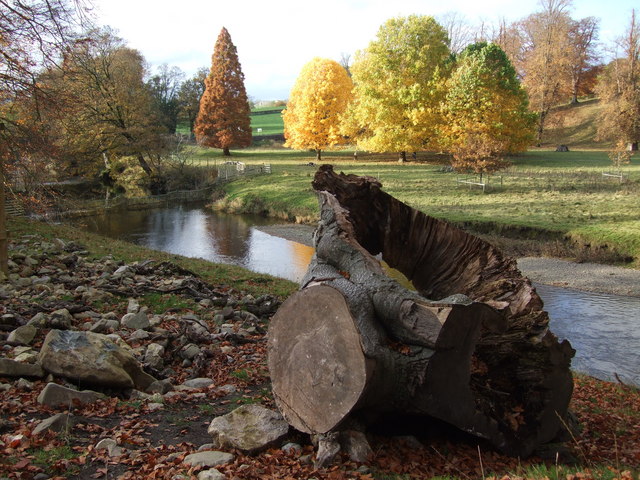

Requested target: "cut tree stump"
[{"left": 267, "top": 165, "right": 575, "bottom": 458}]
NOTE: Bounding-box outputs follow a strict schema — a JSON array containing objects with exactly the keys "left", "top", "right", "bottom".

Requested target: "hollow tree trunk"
[{"left": 267, "top": 165, "right": 574, "bottom": 458}]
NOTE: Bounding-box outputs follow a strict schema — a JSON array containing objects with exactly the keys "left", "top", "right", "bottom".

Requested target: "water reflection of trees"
[{"left": 71, "top": 205, "right": 315, "bottom": 282}]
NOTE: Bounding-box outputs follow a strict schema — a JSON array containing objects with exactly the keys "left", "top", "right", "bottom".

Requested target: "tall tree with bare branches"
[{"left": 195, "top": 27, "right": 252, "bottom": 156}]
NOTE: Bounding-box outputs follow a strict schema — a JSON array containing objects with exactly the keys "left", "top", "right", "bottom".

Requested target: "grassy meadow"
[
  {"left": 250, "top": 106, "right": 285, "bottom": 139},
  {"left": 192, "top": 145, "right": 640, "bottom": 266}
]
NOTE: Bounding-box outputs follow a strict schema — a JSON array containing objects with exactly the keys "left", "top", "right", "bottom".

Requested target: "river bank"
[{"left": 257, "top": 224, "right": 640, "bottom": 297}]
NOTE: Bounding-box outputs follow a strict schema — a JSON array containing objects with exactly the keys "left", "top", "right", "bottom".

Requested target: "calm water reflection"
[
  {"left": 72, "top": 204, "right": 315, "bottom": 282},
  {"left": 73, "top": 204, "right": 640, "bottom": 386}
]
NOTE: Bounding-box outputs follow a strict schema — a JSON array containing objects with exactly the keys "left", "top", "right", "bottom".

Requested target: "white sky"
[{"left": 92, "top": 0, "right": 637, "bottom": 100}]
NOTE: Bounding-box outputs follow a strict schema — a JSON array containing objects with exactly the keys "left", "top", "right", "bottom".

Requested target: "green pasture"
[
  {"left": 190, "top": 147, "right": 640, "bottom": 265},
  {"left": 250, "top": 107, "right": 284, "bottom": 138}
]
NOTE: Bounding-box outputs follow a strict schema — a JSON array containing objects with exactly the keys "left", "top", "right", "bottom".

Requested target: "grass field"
[
  {"left": 190, "top": 146, "right": 640, "bottom": 266},
  {"left": 250, "top": 106, "right": 284, "bottom": 138}
]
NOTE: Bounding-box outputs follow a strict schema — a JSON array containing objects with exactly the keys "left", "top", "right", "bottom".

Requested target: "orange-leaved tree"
[
  {"left": 282, "top": 58, "right": 353, "bottom": 161},
  {"left": 195, "top": 27, "right": 251, "bottom": 156}
]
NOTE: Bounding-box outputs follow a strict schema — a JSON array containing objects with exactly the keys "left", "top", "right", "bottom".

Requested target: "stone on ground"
[
  {"left": 207, "top": 404, "right": 289, "bottom": 453},
  {"left": 38, "top": 330, "right": 156, "bottom": 390}
]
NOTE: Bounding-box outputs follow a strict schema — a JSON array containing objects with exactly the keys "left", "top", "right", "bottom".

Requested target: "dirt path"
[{"left": 258, "top": 224, "right": 640, "bottom": 297}]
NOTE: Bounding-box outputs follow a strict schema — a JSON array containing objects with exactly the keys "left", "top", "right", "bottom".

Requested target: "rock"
[
  {"left": 147, "top": 379, "right": 173, "bottom": 394},
  {"left": 89, "top": 319, "right": 120, "bottom": 333},
  {"left": 121, "top": 311, "right": 150, "bottom": 330},
  {"left": 129, "top": 329, "right": 150, "bottom": 341},
  {"left": 127, "top": 298, "right": 140, "bottom": 314},
  {"left": 95, "top": 438, "right": 123, "bottom": 457},
  {"left": 16, "top": 378, "right": 35, "bottom": 390},
  {"left": 13, "top": 351, "right": 38, "bottom": 364},
  {"left": 556, "top": 144, "right": 570, "bottom": 152},
  {"left": 32, "top": 413, "right": 75, "bottom": 436},
  {"left": 282, "top": 442, "right": 302, "bottom": 455},
  {"left": 315, "top": 432, "right": 341, "bottom": 468},
  {"left": 7, "top": 325, "right": 37, "bottom": 345},
  {"left": 207, "top": 404, "right": 289, "bottom": 454},
  {"left": 214, "top": 384, "right": 237, "bottom": 396},
  {"left": 144, "top": 343, "right": 165, "bottom": 369},
  {"left": 340, "top": 430, "right": 373, "bottom": 462},
  {"left": 39, "top": 330, "right": 157, "bottom": 390},
  {"left": 49, "top": 309, "right": 73, "bottom": 329},
  {"left": 180, "top": 343, "right": 200, "bottom": 360},
  {"left": 182, "top": 378, "right": 214, "bottom": 389},
  {"left": 37, "top": 382, "right": 106, "bottom": 408},
  {"left": 183, "top": 451, "right": 235, "bottom": 468},
  {"left": 27, "top": 312, "right": 47, "bottom": 327},
  {"left": 197, "top": 468, "right": 226, "bottom": 480},
  {"left": 148, "top": 402, "right": 164, "bottom": 411},
  {"left": 0, "top": 358, "right": 45, "bottom": 378}
]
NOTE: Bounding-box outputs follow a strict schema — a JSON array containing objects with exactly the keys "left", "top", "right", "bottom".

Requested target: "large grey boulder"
[
  {"left": 0, "top": 358, "right": 45, "bottom": 378},
  {"left": 37, "top": 382, "right": 106, "bottom": 407},
  {"left": 207, "top": 404, "right": 289, "bottom": 453},
  {"left": 39, "top": 330, "right": 156, "bottom": 390}
]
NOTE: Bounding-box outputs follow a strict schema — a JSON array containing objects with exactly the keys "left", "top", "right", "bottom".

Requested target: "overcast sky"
[{"left": 91, "top": 0, "right": 637, "bottom": 101}]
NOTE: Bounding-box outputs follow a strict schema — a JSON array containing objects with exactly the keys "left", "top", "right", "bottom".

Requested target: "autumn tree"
[
  {"left": 282, "top": 58, "right": 353, "bottom": 161},
  {"left": 567, "top": 16, "right": 600, "bottom": 103},
  {"left": 195, "top": 27, "right": 251, "bottom": 156},
  {"left": 344, "top": 15, "right": 451, "bottom": 161},
  {"left": 178, "top": 68, "right": 208, "bottom": 137},
  {"left": 517, "top": 0, "right": 574, "bottom": 145},
  {"left": 0, "top": 0, "right": 88, "bottom": 274},
  {"left": 440, "top": 42, "right": 536, "bottom": 180},
  {"left": 596, "top": 9, "right": 640, "bottom": 150},
  {"left": 148, "top": 64, "right": 185, "bottom": 134},
  {"left": 43, "top": 28, "right": 166, "bottom": 177}
]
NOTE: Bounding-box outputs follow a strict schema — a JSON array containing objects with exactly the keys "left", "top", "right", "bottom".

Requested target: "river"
[{"left": 71, "top": 203, "right": 640, "bottom": 386}]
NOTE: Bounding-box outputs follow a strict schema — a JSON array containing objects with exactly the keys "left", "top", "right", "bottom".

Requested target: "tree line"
[{"left": 282, "top": 0, "right": 639, "bottom": 174}]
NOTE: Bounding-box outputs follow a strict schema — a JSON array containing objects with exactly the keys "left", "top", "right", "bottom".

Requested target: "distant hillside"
[{"left": 542, "top": 98, "right": 610, "bottom": 150}]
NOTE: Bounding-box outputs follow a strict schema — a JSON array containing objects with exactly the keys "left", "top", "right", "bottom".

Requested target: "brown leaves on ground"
[{"left": 1, "top": 373, "right": 639, "bottom": 479}]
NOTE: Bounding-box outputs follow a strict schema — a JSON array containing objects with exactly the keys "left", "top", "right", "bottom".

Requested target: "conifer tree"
[{"left": 195, "top": 27, "right": 251, "bottom": 156}]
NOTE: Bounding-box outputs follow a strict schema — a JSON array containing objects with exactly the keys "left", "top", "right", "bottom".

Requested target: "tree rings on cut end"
[{"left": 267, "top": 285, "right": 368, "bottom": 434}]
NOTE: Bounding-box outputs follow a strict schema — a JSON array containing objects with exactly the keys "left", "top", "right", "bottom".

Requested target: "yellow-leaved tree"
[
  {"left": 440, "top": 42, "right": 536, "bottom": 181},
  {"left": 282, "top": 58, "right": 353, "bottom": 160},
  {"left": 343, "top": 15, "right": 451, "bottom": 162}
]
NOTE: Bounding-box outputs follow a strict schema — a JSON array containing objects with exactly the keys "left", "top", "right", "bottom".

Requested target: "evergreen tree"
[{"left": 195, "top": 27, "right": 252, "bottom": 156}]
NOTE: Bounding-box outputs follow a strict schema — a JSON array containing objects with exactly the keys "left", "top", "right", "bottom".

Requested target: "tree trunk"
[
  {"left": 0, "top": 157, "right": 7, "bottom": 277},
  {"left": 223, "top": 147, "right": 231, "bottom": 156},
  {"left": 316, "top": 149, "right": 322, "bottom": 161},
  {"left": 136, "top": 153, "right": 153, "bottom": 176},
  {"left": 268, "top": 165, "right": 574, "bottom": 458}
]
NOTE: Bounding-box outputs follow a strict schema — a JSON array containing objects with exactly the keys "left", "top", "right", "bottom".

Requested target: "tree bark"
[
  {"left": 223, "top": 147, "right": 231, "bottom": 156},
  {"left": 268, "top": 165, "right": 574, "bottom": 458}
]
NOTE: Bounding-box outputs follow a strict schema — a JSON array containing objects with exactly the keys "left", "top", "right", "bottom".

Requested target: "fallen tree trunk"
[{"left": 268, "top": 165, "right": 575, "bottom": 457}]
